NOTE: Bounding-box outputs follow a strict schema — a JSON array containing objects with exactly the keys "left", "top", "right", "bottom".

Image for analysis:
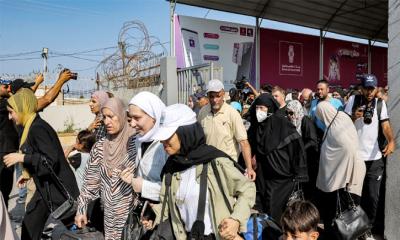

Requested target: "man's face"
[
  {"left": 198, "top": 97, "right": 209, "bottom": 108},
  {"left": 272, "top": 90, "right": 286, "bottom": 107},
  {"left": 0, "top": 84, "right": 10, "bottom": 98},
  {"left": 248, "top": 94, "right": 255, "bottom": 101},
  {"left": 362, "top": 86, "right": 377, "bottom": 102},
  {"left": 316, "top": 83, "right": 329, "bottom": 100},
  {"left": 208, "top": 90, "right": 224, "bottom": 112}
]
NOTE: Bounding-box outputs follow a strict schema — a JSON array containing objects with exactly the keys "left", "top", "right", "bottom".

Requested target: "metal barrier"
[{"left": 176, "top": 62, "right": 223, "bottom": 104}]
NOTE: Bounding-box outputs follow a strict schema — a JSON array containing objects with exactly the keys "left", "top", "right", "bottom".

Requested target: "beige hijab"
[
  {"left": 102, "top": 98, "right": 134, "bottom": 176},
  {"left": 316, "top": 101, "right": 366, "bottom": 196}
]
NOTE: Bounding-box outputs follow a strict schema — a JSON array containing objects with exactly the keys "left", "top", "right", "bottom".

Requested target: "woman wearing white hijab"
[
  {"left": 120, "top": 91, "right": 168, "bottom": 202},
  {"left": 316, "top": 101, "right": 366, "bottom": 236}
]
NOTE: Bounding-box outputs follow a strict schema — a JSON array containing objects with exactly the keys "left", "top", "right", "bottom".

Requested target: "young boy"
[
  {"left": 64, "top": 130, "right": 95, "bottom": 190},
  {"left": 281, "top": 201, "right": 320, "bottom": 240}
]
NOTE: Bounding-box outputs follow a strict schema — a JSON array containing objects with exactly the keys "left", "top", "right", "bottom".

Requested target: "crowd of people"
[{"left": 0, "top": 70, "right": 395, "bottom": 240}]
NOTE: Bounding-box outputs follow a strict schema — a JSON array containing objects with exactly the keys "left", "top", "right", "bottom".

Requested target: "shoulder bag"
[{"left": 333, "top": 190, "right": 370, "bottom": 240}]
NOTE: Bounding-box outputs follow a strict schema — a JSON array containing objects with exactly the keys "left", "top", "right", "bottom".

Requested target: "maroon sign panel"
[
  {"left": 260, "top": 28, "right": 319, "bottom": 90},
  {"left": 371, "top": 46, "right": 388, "bottom": 87},
  {"left": 260, "top": 28, "right": 388, "bottom": 90}
]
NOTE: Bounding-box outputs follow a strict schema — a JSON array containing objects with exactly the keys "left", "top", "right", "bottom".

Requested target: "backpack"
[
  {"left": 351, "top": 95, "right": 387, "bottom": 150},
  {"left": 244, "top": 213, "right": 282, "bottom": 240}
]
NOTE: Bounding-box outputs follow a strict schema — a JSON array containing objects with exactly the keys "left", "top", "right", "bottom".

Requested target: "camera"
[
  {"left": 61, "top": 68, "right": 78, "bottom": 80},
  {"left": 363, "top": 105, "right": 374, "bottom": 124},
  {"left": 71, "top": 72, "right": 78, "bottom": 80},
  {"left": 234, "top": 76, "right": 247, "bottom": 90}
]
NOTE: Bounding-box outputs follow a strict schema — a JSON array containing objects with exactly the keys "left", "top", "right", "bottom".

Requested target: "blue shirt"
[{"left": 309, "top": 97, "right": 343, "bottom": 130}]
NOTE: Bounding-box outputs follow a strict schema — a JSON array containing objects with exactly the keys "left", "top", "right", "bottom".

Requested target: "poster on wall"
[
  {"left": 323, "top": 39, "right": 368, "bottom": 87},
  {"left": 174, "top": 15, "right": 255, "bottom": 86},
  {"left": 260, "top": 28, "right": 320, "bottom": 90},
  {"left": 279, "top": 41, "right": 303, "bottom": 76}
]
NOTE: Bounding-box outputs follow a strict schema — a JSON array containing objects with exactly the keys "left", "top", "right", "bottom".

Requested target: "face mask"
[{"left": 256, "top": 110, "right": 272, "bottom": 122}]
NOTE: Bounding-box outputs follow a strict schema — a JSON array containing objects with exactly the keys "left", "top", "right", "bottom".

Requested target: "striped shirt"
[{"left": 77, "top": 135, "right": 137, "bottom": 240}]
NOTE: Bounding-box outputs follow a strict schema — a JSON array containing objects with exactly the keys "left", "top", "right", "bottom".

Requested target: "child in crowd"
[
  {"left": 281, "top": 201, "right": 320, "bottom": 240},
  {"left": 64, "top": 130, "right": 96, "bottom": 190}
]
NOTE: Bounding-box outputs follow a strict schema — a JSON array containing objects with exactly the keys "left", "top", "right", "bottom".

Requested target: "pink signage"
[{"left": 204, "top": 33, "right": 219, "bottom": 39}]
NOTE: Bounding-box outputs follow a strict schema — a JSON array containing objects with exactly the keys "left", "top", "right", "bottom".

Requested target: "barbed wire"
[{"left": 96, "top": 20, "right": 167, "bottom": 89}]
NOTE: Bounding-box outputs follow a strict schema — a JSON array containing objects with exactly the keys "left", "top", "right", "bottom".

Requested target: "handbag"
[
  {"left": 333, "top": 191, "right": 370, "bottom": 240},
  {"left": 149, "top": 173, "right": 175, "bottom": 240},
  {"left": 286, "top": 181, "right": 304, "bottom": 206},
  {"left": 121, "top": 200, "right": 149, "bottom": 240},
  {"left": 42, "top": 156, "right": 78, "bottom": 220}
]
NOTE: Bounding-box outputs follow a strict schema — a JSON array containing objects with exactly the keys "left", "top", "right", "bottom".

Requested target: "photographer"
[{"left": 344, "top": 74, "right": 395, "bottom": 237}]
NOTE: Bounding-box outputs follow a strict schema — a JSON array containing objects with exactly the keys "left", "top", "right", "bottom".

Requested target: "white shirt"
[
  {"left": 176, "top": 167, "right": 213, "bottom": 235},
  {"left": 344, "top": 96, "right": 389, "bottom": 161},
  {"left": 135, "top": 140, "right": 168, "bottom": 201}
]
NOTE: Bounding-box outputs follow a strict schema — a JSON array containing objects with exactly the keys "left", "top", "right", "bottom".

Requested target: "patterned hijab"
[
  {"left": 286, "top": 100, "right": 304, "bottom": 135},
  {"left": 102, "top": 98, "right": 134, "bottom": 176},
  {"left": 7, "top": 88, "right": 38, "bottom": 148}
]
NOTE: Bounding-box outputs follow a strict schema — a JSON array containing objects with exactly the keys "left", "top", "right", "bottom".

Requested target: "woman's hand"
[
  {"left": 120, "top": 167, "right": 134, "bottom": 185},
  {"left": 218, "top": 217, "right": 240, "bottom": 240},
  {"left": 245, "top": 168, "right": 256, "bottom": 181},
  {"left": 75, "top": 214, "right": 88, "bottom": 228},
  {"left": 88, "top": 118, "right": 102, "bottom": 131},
  {"left": 3, "top": 153, "right": 25, "bottom": 167}
]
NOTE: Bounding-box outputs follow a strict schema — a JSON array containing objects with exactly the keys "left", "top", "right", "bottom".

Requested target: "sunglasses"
[{"left": 286, "top": 111, "right": 294, "bottom": 116}]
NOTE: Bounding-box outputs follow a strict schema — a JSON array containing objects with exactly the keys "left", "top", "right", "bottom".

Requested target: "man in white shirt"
[{"left": 344, "top": 74, "right": 395, "bottom": 236}]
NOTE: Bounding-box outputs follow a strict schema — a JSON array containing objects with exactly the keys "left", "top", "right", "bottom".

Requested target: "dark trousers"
[
  {"left": 22, "top": 199, "right": 50, "bottom": 240},
  {"left": 320, "top": 189, "right": 361, "bottom": 240},
  {"left": 361, "top": 158, "right": 384, "bottom": 227},
  {"left": 0, "top": 157, "right": 14, "bottom": 208}
]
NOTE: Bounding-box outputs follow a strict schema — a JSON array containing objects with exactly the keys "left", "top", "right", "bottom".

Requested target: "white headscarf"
[
  {"left": 316, "top": 101, "right": 366, "bottom": 196},
  {"left": 129, "top": 91, "right": 166, "bottom": 142}
]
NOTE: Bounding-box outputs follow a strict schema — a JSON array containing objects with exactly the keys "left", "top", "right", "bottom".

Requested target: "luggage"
[{"left": 59, "top": 227, "right": 104, "bottom": 240}]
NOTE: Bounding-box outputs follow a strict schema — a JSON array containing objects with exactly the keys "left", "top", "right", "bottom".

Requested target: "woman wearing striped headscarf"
[{"left": 3, "top": 88, "right": 79, "bottom": 240}]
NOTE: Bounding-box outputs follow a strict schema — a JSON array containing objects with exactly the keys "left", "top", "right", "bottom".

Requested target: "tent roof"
[{"left": 174, "top": 0, "right": 388, "bottom": 43}]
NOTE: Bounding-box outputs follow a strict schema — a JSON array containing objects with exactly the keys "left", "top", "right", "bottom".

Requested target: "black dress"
[
  {"left": 0, "top": 98, "right": 19, "bottom": 207},
  {"left": 20, "top": 116, "right": 79, "bottom": 240},
  {"left": 300, "top": 116, "right": 319, "bottom": 203},
  {"left": 255, "top": 114, "right": 308, "bottom": 222}
]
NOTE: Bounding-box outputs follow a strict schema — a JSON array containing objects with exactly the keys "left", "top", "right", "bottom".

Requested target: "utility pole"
[{"left": 41, "top": 48, "right": 49, "bottom": 90}]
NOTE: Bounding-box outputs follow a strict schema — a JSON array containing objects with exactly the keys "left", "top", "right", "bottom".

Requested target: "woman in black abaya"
[{"left": 254, "top": 94, "right": 308, "bottom": 222}]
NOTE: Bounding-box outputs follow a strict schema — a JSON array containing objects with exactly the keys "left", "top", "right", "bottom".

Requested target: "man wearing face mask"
[
  {"left": 198, "top": 79, "right": 256, "bottom": 181},
  {"left": 253, "top": 93, "right": 308, "bottom": 221}
]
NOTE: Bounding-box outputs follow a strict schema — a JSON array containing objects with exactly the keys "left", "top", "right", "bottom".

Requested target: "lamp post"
[{"left": 42, "top": 47, "right": 48, "bottom": 89}]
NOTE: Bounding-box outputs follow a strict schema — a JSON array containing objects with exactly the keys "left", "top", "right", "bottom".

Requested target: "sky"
[{"left": 0, "top": 0, "right": 387, "bottom": 90}]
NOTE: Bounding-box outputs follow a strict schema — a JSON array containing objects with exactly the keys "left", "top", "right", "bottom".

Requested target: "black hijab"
[
  {"left": 161, "top": 122, "right": 229, "bottom": 175},
  {"left": 255, "top": 94, "right": 299, "bottom": 155},
  {"left": 254, "top": 93, "right": 280, "bottom": 114}
]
